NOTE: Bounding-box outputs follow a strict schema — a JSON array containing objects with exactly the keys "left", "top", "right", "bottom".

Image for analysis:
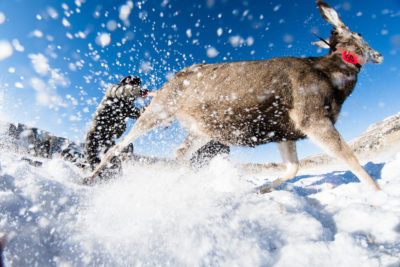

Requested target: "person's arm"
[
  {"left": 127, "top": 106, "right": 142, "bottom": 120},
  {"left": 105, "top": 84, "right": 142, "bottom": 99},
  {"left": 124, "top": 90, "right": 157, "bottom": 119}
]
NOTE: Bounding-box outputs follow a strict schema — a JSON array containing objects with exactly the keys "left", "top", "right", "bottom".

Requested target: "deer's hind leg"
[
  {"left": 175, "top": 131, "right": 211, "bottom": 161},
  {"left": 259, "top": 141, "right": 299, "bottom": 193},
  {"left": 89, "top": 89, "right": 178, "bottom": 181},
  {"left": 174, "top": 114, "right": 212, "bottom": 161}
]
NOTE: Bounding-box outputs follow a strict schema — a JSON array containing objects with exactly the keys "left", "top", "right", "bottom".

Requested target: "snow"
[
  {"left": 119, "top": 4, "right": 132, "bottom": 23},
  {"left": 0, "top": 1, "right": 399, "bottom": 264},
  {"left": 186, "top": 29, "right": 192, "bottom": 38},
  {"left": 62, "top": 18, "right": 71, "bottom": 28},
  {"left": 229, "top": 35, "right": 245, "bottom": 48},
  {"left": 106, "top": 20, "right": 117, "bottom": 31},
  {"left": 29, "top": 29, "right": 43, "bottom": 38},
  {"left": 14, "top": 82, "right": 23, "bottom": 89},
  {"left": 273, "top": 5, "right": 282, "bottom": 12},
  {"left": 46, "top": 7, "right": 59, "bottom": 19},
  {"left": 206, "top": 47, "right": 219, "bottom": 58},
  {"left": 283, "top": 34, "right": 294, "bottom": 44},
  {"left": 95, "top": 33, "right": 111, "bottom": 47},
  {"left": 1, "top": 142, "right": 399, "bottom": 266},
  {"left": 0, "top": 40, "right": 13, "bottom": 61}
]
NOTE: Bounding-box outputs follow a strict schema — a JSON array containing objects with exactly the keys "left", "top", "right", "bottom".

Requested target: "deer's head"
[{"left": 313, "top": 1, "right": 383, "bottom": 64}]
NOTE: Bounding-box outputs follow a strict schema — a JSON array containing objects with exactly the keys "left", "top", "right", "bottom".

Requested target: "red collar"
[{"left": 333, "top": 47, "right": 365, "bottom": 68}]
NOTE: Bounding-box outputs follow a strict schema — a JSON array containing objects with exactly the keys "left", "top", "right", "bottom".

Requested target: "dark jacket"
[{"left": 86, "top": 82, "right": 144, "bottom": 169}]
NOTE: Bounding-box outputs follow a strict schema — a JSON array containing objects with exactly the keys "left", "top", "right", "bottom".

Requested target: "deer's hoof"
[
  {"left": 258, "top": 185, "right": 274, "bottom": 194},
  {"left": 81, "top": 176, "right": 93, "bottom": 185}
]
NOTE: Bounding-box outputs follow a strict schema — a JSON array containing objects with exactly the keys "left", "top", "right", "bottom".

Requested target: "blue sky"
[{"left": 0, "top": 0, "right": 399, "bottom": 163}]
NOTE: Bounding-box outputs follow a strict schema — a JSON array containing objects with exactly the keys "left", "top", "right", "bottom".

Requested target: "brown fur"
[{"left": 89, "top": 1, "right": 382, "bottom": 192}]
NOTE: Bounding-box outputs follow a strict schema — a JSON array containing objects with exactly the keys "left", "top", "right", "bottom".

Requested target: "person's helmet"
[
  {"left": 120, "top": 75, "right": 148, "bottom": 97},
  {"left": 120, "top": 75, "right": 141, "bottom": 86}
]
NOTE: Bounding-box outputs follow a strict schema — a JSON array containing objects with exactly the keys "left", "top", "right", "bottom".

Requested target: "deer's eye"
[{"left": 357, "top": 33, "right": 362, "bottom": 37}]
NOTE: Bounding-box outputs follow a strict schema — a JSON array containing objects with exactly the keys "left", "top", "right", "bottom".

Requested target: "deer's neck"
[{"left": 316, "top": 52, "right": 361, "bottom": 103}]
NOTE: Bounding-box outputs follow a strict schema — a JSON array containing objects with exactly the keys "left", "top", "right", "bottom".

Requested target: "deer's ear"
[
  {"left": 312, "top": 40, "right": 330, "bottom": 49},
  {"left": 317, "top": 1, "right": 347, "bottom": 30}
]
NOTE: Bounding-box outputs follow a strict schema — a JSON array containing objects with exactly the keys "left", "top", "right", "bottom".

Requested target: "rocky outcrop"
[
  {"left": 350, "top": 112, "right": 400, "bottom": 155},
  {"left": 0, "top": 121, "right": 87, "bottom": 168}
]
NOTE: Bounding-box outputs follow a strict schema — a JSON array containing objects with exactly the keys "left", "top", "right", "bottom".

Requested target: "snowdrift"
[{"left": 0, "top": 147, "right": 399, "bottom": 266}]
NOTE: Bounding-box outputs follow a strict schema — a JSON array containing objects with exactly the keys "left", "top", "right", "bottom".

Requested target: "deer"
[{"left": 87, "top": 1, "right": 383, "bottom": 193}]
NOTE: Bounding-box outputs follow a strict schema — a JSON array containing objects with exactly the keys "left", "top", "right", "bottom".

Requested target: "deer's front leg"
[{"left": 302, "top": 118, "right": 380, "bottom": 190}]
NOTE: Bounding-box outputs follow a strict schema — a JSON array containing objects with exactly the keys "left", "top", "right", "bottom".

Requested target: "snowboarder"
[
  {"left": 85, "top": 75, "right": 154, "bottom": 179},
  {"left": 86, "top": 75, "right": 230, "bottom": 181}
]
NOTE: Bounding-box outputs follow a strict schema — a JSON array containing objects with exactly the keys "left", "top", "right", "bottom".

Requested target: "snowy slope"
[{"left": 1, "top": 146, "right": 400, "bottom": 266}]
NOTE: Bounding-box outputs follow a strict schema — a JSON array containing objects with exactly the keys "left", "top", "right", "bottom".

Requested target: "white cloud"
[
  {"left": 12, "top": 39, "right": 24, "bottom": 52},
  {"left": 30, "top": 77, "right": 66, "bottom": 108},
  {"left": 0, "top": 12, "right": 5, "bottom": 24},
  {"left": 49, "top": 69, "right": 70, "bottom": 88},
  {"left": 0, "top": 40, "right": 13, "bottom": 60},
  {"left": 0, "top": 91, "right": 9, "bottom": 121},
  {"left": 27, "top": 53, "right": 69, "bottom": 109},
  {"left": 30, "top": 77, "right": 49, "bottom": 106},
  {"left": 28, "top": 53, "right": 50, "bottom": 76},
  {"left": 69, "top": 115, "right": 81, "bottom": 121}
]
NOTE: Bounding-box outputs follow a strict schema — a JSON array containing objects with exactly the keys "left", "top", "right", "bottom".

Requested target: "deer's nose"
[
  {"left": 375, "top": 52, "right": 383, "bottom": 63},
  {"left": 370, "top": 51, "right": 383, "bottom": 64}
]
